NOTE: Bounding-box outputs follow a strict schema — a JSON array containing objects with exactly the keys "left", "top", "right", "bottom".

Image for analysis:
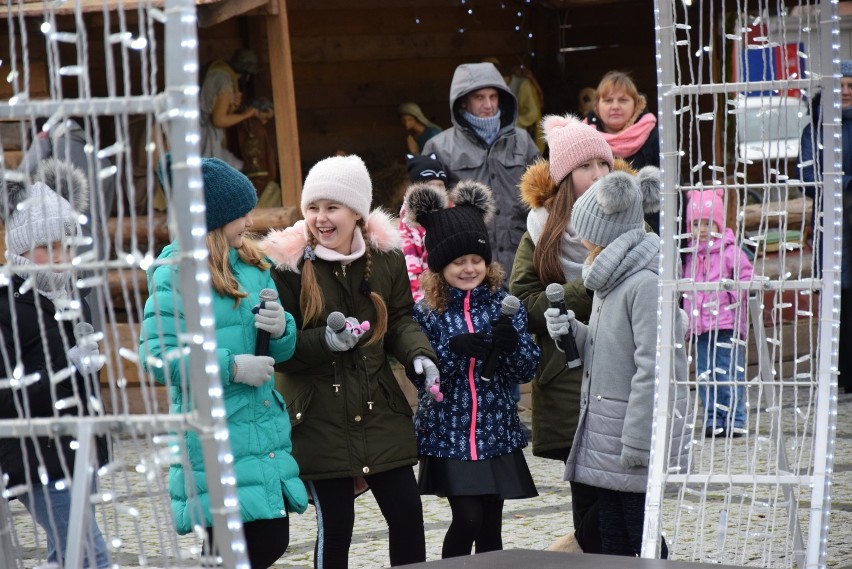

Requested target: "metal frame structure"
[
  {"left": 646, "top": 1, "right": 841, "bottom": 567},
  {"left": 0, "top": 1, "right": 248, "bottom": 566}
]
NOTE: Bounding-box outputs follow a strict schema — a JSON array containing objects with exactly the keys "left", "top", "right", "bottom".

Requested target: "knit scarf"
[
  {"left": 596, "top": 113, "right": 657, "bottom": 159},
  {"left": 526, "top": 207, "right": 589, "bottom": 281},
  {"left": 583, "top": 229, "right": 659, "bottom": 297},
  {"left": 6, "top": 252, "right": 71, "bottom": 301},
  {"left": 463, "top": 110, "right": 502, "bottom": 146}
]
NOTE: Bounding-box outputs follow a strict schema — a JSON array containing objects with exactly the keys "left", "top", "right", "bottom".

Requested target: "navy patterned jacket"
[{"left": 411, "top": 284, "right": 540, "bottom": 461}]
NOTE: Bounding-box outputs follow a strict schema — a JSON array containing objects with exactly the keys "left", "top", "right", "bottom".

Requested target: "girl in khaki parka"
[
  {"left": 509, "top": 114, "right": 617, "bottom": 554},
  {"left": 261, "top": 155, "right": 438, "bottom": 569}
]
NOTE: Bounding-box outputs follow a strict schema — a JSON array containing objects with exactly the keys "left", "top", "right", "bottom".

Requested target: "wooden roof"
[{"left": 2, "top": 0, "right": 274, "bottom": 28}]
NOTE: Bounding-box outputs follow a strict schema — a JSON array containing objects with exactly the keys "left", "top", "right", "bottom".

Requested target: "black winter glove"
[
  {"left": 448, "top": 332, "right": 492, "bottom": 359},
  {"left": 492, "top": 322, "right": 519, "bottom": 354}
]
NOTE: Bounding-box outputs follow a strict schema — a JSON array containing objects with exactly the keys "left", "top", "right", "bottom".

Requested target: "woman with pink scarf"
[{"left": 584, "top": 71, "right": 661, "bottom": 232}]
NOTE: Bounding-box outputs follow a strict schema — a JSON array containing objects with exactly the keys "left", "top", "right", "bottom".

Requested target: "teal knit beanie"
[
  {"left": 201, "top": 158, "right": 257, "bottom": 231},
  {"left": 157, "top": 155, "right": 257, "bottom": 231}
]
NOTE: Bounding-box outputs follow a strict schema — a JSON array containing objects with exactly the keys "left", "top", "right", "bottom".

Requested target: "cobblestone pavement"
[{"left": 8, "top": 397, "right": 852, "bottom": 568}]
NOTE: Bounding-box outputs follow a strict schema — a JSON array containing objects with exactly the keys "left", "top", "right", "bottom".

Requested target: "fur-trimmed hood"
[
  {"left": 260, "top": 208, "right": 401, "bottom": 273},
  {"left": 519, "top": 157, "right": 641, "bottom": 210}
]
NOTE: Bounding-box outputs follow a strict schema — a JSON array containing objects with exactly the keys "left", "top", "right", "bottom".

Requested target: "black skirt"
[{"left": 418, "top": 450, "right": 538, "bottom": 500}]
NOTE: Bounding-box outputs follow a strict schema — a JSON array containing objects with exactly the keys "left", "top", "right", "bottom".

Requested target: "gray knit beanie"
[
  {"left": 3, "top": 158, "right": 88, "bottom": 257},
  {"left": 301, "top": 155, "right": 372, "bottom": 220},
  {"left": 572, "top": 171, "right": 644, "bottom": 247}
]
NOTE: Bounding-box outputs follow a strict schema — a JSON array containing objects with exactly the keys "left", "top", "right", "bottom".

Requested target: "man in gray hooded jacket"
[{"left": 423, "top": 62, "right": 540, "bottom": 279}]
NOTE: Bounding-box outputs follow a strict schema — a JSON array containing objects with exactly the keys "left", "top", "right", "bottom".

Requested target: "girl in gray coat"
[{"left": 544, "top": 171, "right": 688, "bottom": 557}]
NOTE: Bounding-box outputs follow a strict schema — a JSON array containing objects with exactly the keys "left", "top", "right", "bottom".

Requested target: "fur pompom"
[
  {"left": 519, "top": 160, "right": 557, "bottom": 209},
  {"left": 36, "top": 158, "right": 89, "bottom": 213},
  {"left": 451, "top": 180, "right": 496, "bottom": 224},
  {"left": 637, "top": 166, "right": 661, "bottom": 214},
  {"left": 403, "top": 182, "right": 448, "bottom": 226},
  {"left": 1, "top": 177, "right": 29, "bottom": 224},
  {"left": 364, "top": 208, "right": 401, "bottom": 251},
  {"left": 541, "top": 113, "right": 582, "bottom": 138},
  {"left": 594, "top": 171, "right": 638, "bottom": 215}
]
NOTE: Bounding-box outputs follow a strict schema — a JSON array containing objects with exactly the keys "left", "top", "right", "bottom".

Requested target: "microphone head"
[
  {"left": 327, "top": 311, "right": 346, "bottom": 333},
  {"left": 545, "top": 283, "right": 564, "bottom": 304},
  {"left": 501, "top": 295, "right": 521, "bottom": 317},
  {"left": 259, "top": 288, "right": 279, "bottom": 302},
  {"left": 74, "top": 321, "right": 95, "bottom": 340}
]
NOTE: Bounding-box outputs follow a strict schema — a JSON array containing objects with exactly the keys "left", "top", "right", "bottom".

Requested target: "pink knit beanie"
[
  {"left": 685, "top": 188, "right": 727, "bottom": 231},
  {"left": 543, "top": 114, "right": 613, "bottom": 185}
]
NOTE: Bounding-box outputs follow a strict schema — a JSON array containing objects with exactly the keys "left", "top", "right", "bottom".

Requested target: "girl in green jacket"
[
  {"left": 261, "top": 155, "right": 439, "bottom": 569},
  {"left": 141, "top": 157, "right": 307, "bottom": 568}
]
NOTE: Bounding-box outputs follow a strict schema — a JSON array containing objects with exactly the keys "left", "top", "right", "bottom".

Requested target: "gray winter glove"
[
  {"left": 412, "top": 356, "right": 443, "bottom": 402},
  {"left": 620, "top": 444, "right": 650, "bottom": 469},
  {"left": 543, "top": 307, "right": 577, "bottom": 350},
  {"left": 233, "top": 354, "right": 274, "bottom": 387},
  {"left": 68, "top": 344, "right": 104, "bottom": 375},
  {"left": 254, "top": 301, "right": 287, "bottom": 339},
  {"left": 324, "top": 317, "right": 366, "bottom": 352}
]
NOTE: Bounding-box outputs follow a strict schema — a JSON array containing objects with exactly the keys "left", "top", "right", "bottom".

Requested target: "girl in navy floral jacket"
[{"left": 405, "top": 180, "right": 541, "bottom": 559}]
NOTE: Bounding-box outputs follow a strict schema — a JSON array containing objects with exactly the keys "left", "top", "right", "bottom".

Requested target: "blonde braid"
[{"left": 300, "top": 233, "right": 325, "bottom": 328}]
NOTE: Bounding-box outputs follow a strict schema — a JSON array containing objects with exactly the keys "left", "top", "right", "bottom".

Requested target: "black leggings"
[
  {"left": 205, "top": 516, "right": 289, "bottom": 569},
  {"left": 442, "top": 495, "right": 504, "bottom": 559},
  {"left": 308, "top": 466, "right": 425, "bottom": 568}
]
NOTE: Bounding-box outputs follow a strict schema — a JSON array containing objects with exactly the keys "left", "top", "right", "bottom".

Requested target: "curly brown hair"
[{"left": 420, "top": 262, "right": 504, "bottom": 314}]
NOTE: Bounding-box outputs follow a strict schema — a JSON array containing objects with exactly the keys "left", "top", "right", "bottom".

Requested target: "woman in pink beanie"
[{"left": 510, "top": 114, "right": 613, "bottom": 554}]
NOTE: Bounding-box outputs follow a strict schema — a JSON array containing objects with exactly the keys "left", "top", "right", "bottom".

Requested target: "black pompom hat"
[{"left": 404, "top": 180, "right": 495, "bottom": 273}]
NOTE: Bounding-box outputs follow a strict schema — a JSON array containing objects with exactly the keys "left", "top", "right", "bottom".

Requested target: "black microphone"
[
  {"left": 254, "top": 288, "right": 279, "bottom": 356},
  {"left": 480, "top": 295, "right": 521, "bottom": 382},
  {"left": 545, "top": 283, "right": 582, "bottom": 369}
]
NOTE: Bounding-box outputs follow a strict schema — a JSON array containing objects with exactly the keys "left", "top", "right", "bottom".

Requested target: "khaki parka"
[
  {"left": 262, "top": 211, "right": 436, "bottom": 480},
  {"left": 509, "top": 232, "right": 592, "bottom": 461}
]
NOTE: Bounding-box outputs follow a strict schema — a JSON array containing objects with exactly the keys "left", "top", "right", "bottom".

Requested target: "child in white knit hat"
[
  {"left": 261, "top": 154, "right": 439, "bottom": 568},
  {"left": 544, "top": 170, "right": 688, "bottom": 558},
  {"left": 1, "top": 159, "right": 110, "bottom": 568}
]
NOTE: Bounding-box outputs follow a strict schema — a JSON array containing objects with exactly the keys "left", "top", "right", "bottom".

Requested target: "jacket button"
[
  {"left": 354, "top": 415, "right": 362, "bottom": 422},
  {"left": 362, "top": 466, "right": 370, "bottom": 474},
  {"left": 264, "top": 400, "right": 270, "bottom": 407},
  {"left": 296, "top": 412, "right": 302, "bottom": 420},
  {"left": 596, "top": 395, "right": 602, "bottom": 401},
  {"left": 269, "top": 452, "right": 275, "bottom": 458},
  {"left": 280, "top": 509, "right": 286, "bottom": 515}
]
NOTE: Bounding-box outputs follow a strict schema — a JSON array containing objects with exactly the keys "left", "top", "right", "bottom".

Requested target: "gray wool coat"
[
  {"left": 422, "top": 63, "right": 540, "bottom": 276},
  {"left": 565, "top": 232, "right": 689, "bottom": 493}
]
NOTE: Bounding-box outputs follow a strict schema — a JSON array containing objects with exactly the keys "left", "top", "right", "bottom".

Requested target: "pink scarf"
[{"left": 585, "top": 113, "right": 657, "bottom": 159}]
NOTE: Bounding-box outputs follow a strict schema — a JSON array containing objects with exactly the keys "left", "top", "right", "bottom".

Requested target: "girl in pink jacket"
[{"left": 683, "top": 189, "right": 754, "bottom": 438}]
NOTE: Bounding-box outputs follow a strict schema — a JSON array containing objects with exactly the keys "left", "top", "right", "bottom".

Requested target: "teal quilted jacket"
[{"left": 140, "top": 244, "right": 307, "bottom": 535}]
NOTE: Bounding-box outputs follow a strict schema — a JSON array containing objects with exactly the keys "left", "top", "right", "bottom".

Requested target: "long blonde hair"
[
  {"left": 420, "top": 262, "right": 504, "bottom": 314},
  {"left": 298, "top": 221, "right": 388, "bottom": 346},
  {"left": 206, "top": 229, "right": 270, "bottom": 305}
]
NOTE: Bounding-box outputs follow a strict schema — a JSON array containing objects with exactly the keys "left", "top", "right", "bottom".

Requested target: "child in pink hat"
[{"left": 683, "top": 188, "right": 754, "bottom": 438}]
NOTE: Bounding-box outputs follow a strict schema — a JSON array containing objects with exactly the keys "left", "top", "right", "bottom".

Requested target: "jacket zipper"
[{"left": 463, "top": 291, "right": 478, "bottom": 461}]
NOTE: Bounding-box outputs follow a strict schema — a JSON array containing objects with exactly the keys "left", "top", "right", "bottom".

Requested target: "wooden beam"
[
  {"left": 266, "top": 0, "right": 302, "bottom": 209},
  {"left": 198, "top": 0, "right": 270, "bottom": 28},
  {"left": 0, "top": 0, "right": 225, "bottom": 18}
]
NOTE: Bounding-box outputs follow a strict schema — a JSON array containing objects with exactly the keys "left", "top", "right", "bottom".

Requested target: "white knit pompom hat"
[{"left": 301, "top": 155, "right": 372, "bottom": 220}]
